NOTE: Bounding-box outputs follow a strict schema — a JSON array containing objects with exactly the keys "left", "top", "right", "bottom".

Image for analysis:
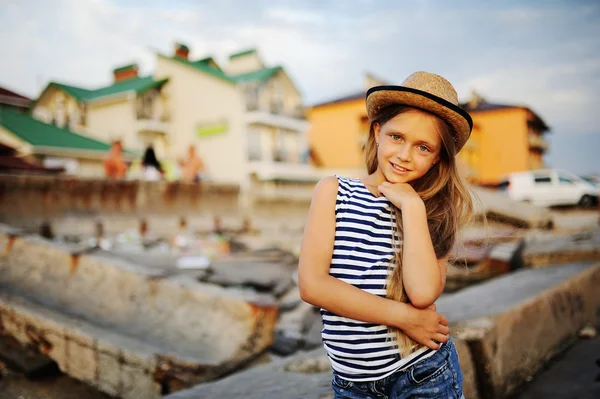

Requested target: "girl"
[
  {"left": 298, "top": 71, "right": 473, "bottom": 399},
  {"left": 141, "top": 145, "right": 164, "bottom": 181}
]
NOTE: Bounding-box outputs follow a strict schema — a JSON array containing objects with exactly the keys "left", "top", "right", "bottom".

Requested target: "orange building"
[
  {"left": 459, "top": 93, "right": 549, "bottom": 184},
  {"left": 307, "top": 82, "right": 549, "bottom": 185}
]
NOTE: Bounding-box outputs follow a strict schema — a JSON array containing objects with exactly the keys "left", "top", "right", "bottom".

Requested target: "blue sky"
[{"left": 1, "top": 0, "right": 599, "bottom": 174}]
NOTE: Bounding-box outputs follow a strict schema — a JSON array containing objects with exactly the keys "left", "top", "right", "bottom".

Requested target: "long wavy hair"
[{"left": 365, "top": 104, "right": 473, "bottom": 357}]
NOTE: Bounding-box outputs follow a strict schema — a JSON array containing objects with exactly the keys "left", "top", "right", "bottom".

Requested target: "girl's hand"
[
  {"left": 402, "top": 304, "right": 449, "bottom": 350},
  {"left": 377, "top": 182, "right": 423, "bottom": 209}
]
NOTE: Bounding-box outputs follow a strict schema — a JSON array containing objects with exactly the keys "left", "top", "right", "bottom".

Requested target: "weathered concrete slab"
[
  {"left": 164, "top": 347, "right": 334, "bottom": 399},
  {"left": 203, "top": 255, "right": 296, "bottom": 297},
  {"left": 167, "top": 262, "right": 600, "bottom": 399},
  {"left": 523, "top": 228, "right": 600, "bottom": 267},
  {"left": 164, "top": 338, "right": 479, "bottom": 399},
  {"left": 0, "top": 225, "right": 279, "bottom": 397},
  {"left": 0, "top": 334, "right": 57, "bottom": 378},
  {"left": 471, "top": 187, "right": 554, "bottom": 229},
  {"left": 438, "top": 262, "right": 600, "bottom": 398}
]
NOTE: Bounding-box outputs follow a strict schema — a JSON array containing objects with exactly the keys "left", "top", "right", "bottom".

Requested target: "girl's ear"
[{"left": 374, "top": 122, "right": 381, "bottom": 145}]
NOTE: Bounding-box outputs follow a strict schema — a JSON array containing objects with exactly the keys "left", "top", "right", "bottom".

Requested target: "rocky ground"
[{"left": 0, "top": 207, "right": 598, "bottom": 398}]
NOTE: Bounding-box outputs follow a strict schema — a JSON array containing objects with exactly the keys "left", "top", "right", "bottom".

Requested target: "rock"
[
  {"left": 438, "top": 262, "right": 600, "bottom": 399},
  {"left": 471, "top": 187, "right": 554, "bottom": 229},
  {"left": 0, "top": 226, "right": 279, "bottom": 398},
  {"left": 578, "top": 325, "right": 597, "bottom": 339},
  {"left": 0, "top": 335, "right": 58, "bottom": 378},
  {"left": 278, "top": 285, "right": 302, "bottom": 312},
  {"left": 163, "top": 348, "right": 334, "bottom": 399},
  {"left": 270, "top": 331, "right": 305, "bottom": 357},
  {"left": 524, "top": 228, "right": 600, "bottom": 267},
  {"left": 203, "top": 255, "right": 295, "bottom": 296}
]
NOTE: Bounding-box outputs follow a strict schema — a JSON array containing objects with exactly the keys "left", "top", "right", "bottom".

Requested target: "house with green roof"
[
  {"left": 25, "top": 42, "right": 317, "bottom": 183},
  {"left": 0, "top": 106, "right": 135, "bottom": 176},
  {"left": 31, "top": 63, "right": 171, "bottom": 162},
  {"left": 154, "top": 43, "right": 317, "bottom": 185}
]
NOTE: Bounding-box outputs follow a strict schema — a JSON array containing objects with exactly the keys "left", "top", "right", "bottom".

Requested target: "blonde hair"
[{"left": 365, "top": 105, "right": 473, "bottom": 357}]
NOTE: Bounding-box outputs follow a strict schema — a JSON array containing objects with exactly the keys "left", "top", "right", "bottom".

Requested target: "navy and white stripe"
[{"left": 321, "top": 176, "right": 435, "bottom": 382}]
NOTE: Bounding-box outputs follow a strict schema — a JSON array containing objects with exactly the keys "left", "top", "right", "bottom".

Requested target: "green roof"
[
  {"left": 229, "top": 49, "right": 256, "bottom": 59},
  {"left": 230, "top": 66, "right": 282, "bottom": 84},
  {"left": 112, "top": 63, "right": 138, "bottom": 74},
  {"left": 191, "top": 57, "right": 223, "bottom": 72},
  {"left": 159, "top": 53, "right": 235, "bottom": 84},
  {"left": 0, "top": 106, "right": 113, "bottom": 153},
  {"left": 39, "top": 76, "right": 169, "bottom": 104}
]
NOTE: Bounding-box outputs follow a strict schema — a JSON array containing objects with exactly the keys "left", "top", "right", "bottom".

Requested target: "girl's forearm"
[
  {"left": 300, "top": 274, "right": 411, "bottom": 330},
  {"left": 401, "top": 201, "right": 443, "bottom": 308}
]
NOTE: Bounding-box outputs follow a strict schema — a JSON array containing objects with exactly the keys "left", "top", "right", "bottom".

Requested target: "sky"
[{"left": 1, "top": 0, "right": 599, "bottom": 175}]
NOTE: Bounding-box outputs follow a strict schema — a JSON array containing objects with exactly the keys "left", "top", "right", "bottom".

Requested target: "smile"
[{"left": 390, "top": 162, "right": 411, "bottom": 173}]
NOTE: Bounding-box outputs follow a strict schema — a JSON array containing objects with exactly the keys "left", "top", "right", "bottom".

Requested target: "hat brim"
[{"left": 366, "top": 86, "right": 473, "bottom": 153}]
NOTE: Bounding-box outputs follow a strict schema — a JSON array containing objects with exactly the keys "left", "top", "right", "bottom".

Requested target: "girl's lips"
[{"left": 390, "top": 162, "right": 411, "bottom": 174}]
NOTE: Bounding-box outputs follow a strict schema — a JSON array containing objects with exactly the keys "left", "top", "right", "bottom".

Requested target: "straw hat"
[{"left": 366, "top": 71, "right": 473, "bottom": 153}]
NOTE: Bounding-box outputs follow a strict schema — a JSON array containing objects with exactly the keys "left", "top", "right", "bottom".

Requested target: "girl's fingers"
[
  {"left": 438, "top": 325, "right": 450, "bottom": 335},
  {"left": 427, "top": 340, "right": 441, "bottom": 350},
  {"left": 434, "top": 333, "right": 449, "bottom": 343},
  {"left": 439, "top": 315, "right": 449, "bottom": 326}
]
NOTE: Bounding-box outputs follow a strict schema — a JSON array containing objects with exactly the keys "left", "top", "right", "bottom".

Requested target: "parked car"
[
  {"left": 497, "top": 169, "right": 599, "bottom": 208},
  {"left": 580, "top": 175, "right": 600, "bottom": 191}
]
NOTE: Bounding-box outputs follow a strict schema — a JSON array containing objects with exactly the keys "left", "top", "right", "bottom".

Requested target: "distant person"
[
  {"left": 141, "top": 145, "right": 164, "bottom": 181},
  {"left": 298, "top": 72, "right": 474, "bottom": 397},
  {"left": 104, "top": 140, "right": 127, "bottom": 179},
  {"left": 182, "top": 145, "right": 205, "bottom": 183}
]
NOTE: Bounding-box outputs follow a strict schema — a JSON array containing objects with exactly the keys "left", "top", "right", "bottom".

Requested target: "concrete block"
[
  {"left": 0, "top": 227, "right": 280, "bottom": 394},
  {"left": 453, "top": 338, "right": 479, "bottom": 399},
  {"left": 440, "top": 262, "right": 600, "bottom": 399},
  {"left": 121, "top": 363, "right": 161, "bottom": 399},
  {"left": 66, "top": 338, "right": 97, "bottom": 385},
  {"left": 97, "top": 350, "right": 121, "bottom": 397}
]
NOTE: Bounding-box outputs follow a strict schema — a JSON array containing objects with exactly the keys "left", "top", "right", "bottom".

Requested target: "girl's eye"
[
  {"left": 391, "top": 134, "right": 402, "bottom": 141},
  {"left": 419, "top": 145, "right": 430, "bottom": 152}
]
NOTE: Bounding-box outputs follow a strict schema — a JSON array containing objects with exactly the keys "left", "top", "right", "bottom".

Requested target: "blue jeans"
[{"left": 332, "top": 339, "right": 464, "bottom": 399}]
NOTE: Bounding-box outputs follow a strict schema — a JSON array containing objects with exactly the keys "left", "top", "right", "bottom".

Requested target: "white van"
[{"left": 498, "top": 169, "right": 599, "bottom": 208}]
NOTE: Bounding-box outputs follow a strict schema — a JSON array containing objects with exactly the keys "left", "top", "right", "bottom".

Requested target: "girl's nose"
[{"left": 397, "top": 145, "right": 411, "bottom": 162}]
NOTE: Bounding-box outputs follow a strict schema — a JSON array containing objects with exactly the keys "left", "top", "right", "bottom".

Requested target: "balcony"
[
  {"left": 528, "top": 133, "right": 549, "bottom": 152},
  {"left": 136, "top": 118, "right": 170, "bottom": 135},
  {"left": 245, "top": 105, "right": 309, "bottom": 132},
  {"left": 248, "top": 160, "right": 323, "bottom": 183}
]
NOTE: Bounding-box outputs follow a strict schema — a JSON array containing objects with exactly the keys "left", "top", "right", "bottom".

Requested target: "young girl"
[{"left": 298, "top": 71, "right": 473, "bottom": 399}]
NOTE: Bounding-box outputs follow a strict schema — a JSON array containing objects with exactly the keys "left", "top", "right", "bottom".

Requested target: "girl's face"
[{"left": 374, "top": 109, "right": 442, "bottom": 184}]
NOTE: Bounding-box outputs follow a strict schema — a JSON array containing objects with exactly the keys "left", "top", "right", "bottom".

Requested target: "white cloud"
[
  {"left": 0, "top": 0, "right": 599, "bottom": 140},
  {"left": 264, "top": 8, "right": 325, "bottom": 24}
]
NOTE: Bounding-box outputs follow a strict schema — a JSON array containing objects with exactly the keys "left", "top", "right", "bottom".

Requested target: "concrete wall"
[
  {"left": 0, "top": 174, "right": 242, "bottom": 221},
  {"left": 155, "top": 55, "right": 247, "bottom": 184}
]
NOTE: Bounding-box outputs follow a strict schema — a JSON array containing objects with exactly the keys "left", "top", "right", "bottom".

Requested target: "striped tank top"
[{"left": 320, "top": 176, "right": 435, "bottom": 381}]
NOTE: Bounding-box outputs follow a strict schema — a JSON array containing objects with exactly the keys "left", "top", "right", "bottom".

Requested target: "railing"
[{"left": 528, "top": 133, "right": 549, "bottom": 151}]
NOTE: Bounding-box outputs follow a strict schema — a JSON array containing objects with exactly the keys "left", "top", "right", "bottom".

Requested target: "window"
[
  {"left": 137, "top": 92, "right": 155, "bottom": 119},
  {"left": 534, "top": 176, "right": 551, "bottom": 184},
  {"left": 78, "top": 104, "right": 87, "bottom": 126},
  {"left": 246, "top": 85, "right": 260, "bottom": 110},
  {"left": 559, "top": 176, "right": 574, "bottom": 184}
]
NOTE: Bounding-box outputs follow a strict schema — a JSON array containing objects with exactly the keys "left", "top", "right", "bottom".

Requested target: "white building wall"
[{"left": 155, "top": 56, "right": 247, "bottom": 184}]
